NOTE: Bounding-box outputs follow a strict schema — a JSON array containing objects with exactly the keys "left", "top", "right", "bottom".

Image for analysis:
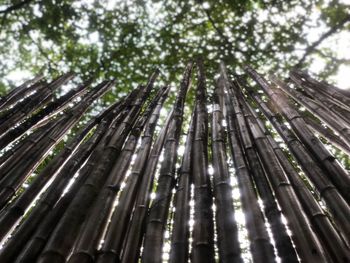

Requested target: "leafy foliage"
[{"left": 0, "top": 0, "right": 349, "bottom": 94}]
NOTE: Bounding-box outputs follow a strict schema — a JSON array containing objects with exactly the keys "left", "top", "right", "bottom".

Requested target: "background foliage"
[{"left": 0, "top": 0, "right": 350, "bottom": 94}]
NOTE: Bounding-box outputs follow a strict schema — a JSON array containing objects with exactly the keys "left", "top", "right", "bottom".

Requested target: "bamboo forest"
[{"left": 0, "top": 0, "right": 350, "bottom": 263}]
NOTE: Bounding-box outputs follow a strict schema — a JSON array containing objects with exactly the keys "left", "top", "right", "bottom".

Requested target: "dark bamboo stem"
[
  {"left": 191, "top": 60, "right": 215, "bottom": 263},
  {"left": 0, "top": 94, "right": 125, "bottom": 241},
  {"left": 303, "top": 114, "right": 350, "bottom": 156},
  {"left": 36, "top": 71, "right": 158, "bottom": 263},
  {"left": 0, "top": 74, "right": 44, "bottom": 111},
  {"left": 0, "top": 79, "right": 92, "bottom": 150},
  {"left": 120, "top": 108, "right": 173, "bottom": 263},
  {"left": 0, "top": 73, "right": 74, "bottom": 134},
  {"left": 222, "top": 68, "right": 300, "bottom": 263},
  {"left": 245, "top": 66, "right": 350, "bottom": 203},
  {"left": 270, "top": 76, "right": 350, "bottom": 148},
  {"left": 0, "top": 118, "right": 109, "bottom": 262},
  {"left": 248, "top": 102, "right": 350, "bottom": 262},
  {"left": 211, "top": 84, "right": 244, "bottom": 263},
  {"left": 240, "top": 68, "right": 331, "bottom": 262},
  {"left": 141, "top": 62, "right": 193, "bottom": 263},
  {"left": 169, "top": 110, "right": 195, "bottom": 263},
  {"left": 221, "top": 65, "right": 298, "bottom": 262},
  {"left": 0, "top": 81, "right": 113, "bottom": 208},
  {"left": 242, "top": 81, "right": 350, "bottom": 246},
  {"left": 290, "top": 70, "right": 350, "bottom": 111},
  {"left": 69, "top": 86, "right": 169, "bottom": 263}
]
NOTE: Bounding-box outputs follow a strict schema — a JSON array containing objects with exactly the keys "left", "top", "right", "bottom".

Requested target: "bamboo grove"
[{"left": 0, "top": 60, "right": 349, "bottom": 263}]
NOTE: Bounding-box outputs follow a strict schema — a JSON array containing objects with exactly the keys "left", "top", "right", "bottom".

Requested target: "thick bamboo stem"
[
  {"left": 120, "top": 108, "right": 173, "bottom": 263},
  {"left": 211, "top": 84, "right": 244, "bottom": 263},
  {"left": 0, "top": 74, "right": 44, "bottom": 111},
  {"left": 0, "top": 79, "right": 91, "bottom": 150},
  {"left": 242, "top": 83, "right": 350, "bottom": 246},
  {"left": 141, "top": 62, "right": 193, "bottom": 263},
  {"left": 68, "top": 86, "right": 169, "bottom": 263},
  {"left": 290, "top": 75, "right": 350, "bottom": 127},
  {"left": 290, "top": 70, "right": 350, "bottom": 112},
  {"left": 220, "top": 65, "right": 298, "bottom": 262},
  {"left": 37, "top": 71, "right": 158, "bottom": 263},
  {"left": 191, "top": 60, "right": 215, "bottom": 263},
  {"left": 249, "top": 104, "right": 350, "bottom": 262},
  {"left": 270, "top": 76, "right": 350, "bottom": 148},
  {"left": 0, "top": 95, "right": 125, "bottom": 241},
  {"left": 303, "top": 114, "right": 350, "bottom": 156},
  {"left": 169, "top": 110, "right": 195, "bottom": 263},
  {"left": 0, "top": 81, "right": 114, "bottom": 208},
  {"left": 245, "top": 66, "right": 350, "bottom": 203},
  {"left": 0, "top": 73, "right": 74, "bottom": 134},
  {"left": 0, "top": 115, "right": 112, "bottom": 262}
]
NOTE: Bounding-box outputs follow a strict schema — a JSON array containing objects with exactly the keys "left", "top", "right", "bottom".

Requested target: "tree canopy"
[{"left": 0, "top": 0, "right": 350, "bottom": 95}]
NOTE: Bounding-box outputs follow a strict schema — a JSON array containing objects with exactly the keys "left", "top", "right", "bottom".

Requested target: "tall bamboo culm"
[
  {"left": 141, "top": 62, "right": 193, "bottom": 263},
  {"left": 191, "top": 60, "right": 215, "bottom": 263},
  {"left": 0, "top": 60, "right": 349, "bottom": 263}
]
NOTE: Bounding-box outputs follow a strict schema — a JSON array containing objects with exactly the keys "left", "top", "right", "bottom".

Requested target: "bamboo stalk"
[
  {"left": 191, "top": 60, "right": 215, "bottom": 263},
  {"left": 290, "top": 75, "right": 350, "bottom": 127},
  {"left": 211, "top": 83, "right": 244, "bottom": 263},
  {"left": 290, "top": 70, "right": 350, "bottom": 112},
  {"left": 225, "top": 87, "right": 280, "bottom": 263},
  {"left": 94, "top": 87, "right": 169, "bottom": 263},
  {"left": 0, "top": 94, "right": 126, "bottom": 240},
  {"left": 0, "top": 117, "right": 110, "bottom": 262},
  {"left": 290, "top": 70, "right": 350, "bottom": 129},
  {"left": 0, "top": 81, "right": 114, "bottom": 208},
  {"left": 141, "top": 62, "right": 193, "bottom": 263},
  {"left": 68, "top": 86, "right": 169, "bottom": 263},
  {"left": 245, "top": 66, "right": 350, "bottom": 203},
  {"left": 0, "top": 79, "right": 92, "bottom": 150},
  {"left": 0, "top": 73, "right": 74, "bottom": 134},
  {"left": 220, "top": 65, "right": 298, "bottom": 262},
  {"left": 0, "top": 119, "right": 57, "bottom": 175},
  {"left": 120, "top": 108, "right": 173, "bottom": 263},
  {"left": 238, "top": 70, "right": 330, "bottom": 262},
  {"left": 249, "top": 103, "right": 350, "bottom": 262},
  {"left": 36, "top": 72, "right": 158, "bottom": 263},
  {"left": 0, "top": 87, "right": 134, "bottom": 261},
  {"left": 12, "top": 98, "right": 138, "bottom": 263},
  {"left": 222, "top": 67, "right": 298, "bottom": 262},
  {"left": 12, "top": 126, "right": 114, "bottom": 263},
  {"left": 303, "top": 114, "right": 350, "bottom": 156},
  {"left": 0, "top": 78, "right": 104, "bottom": 175},
  {"left": 243, "top": 106, "right": 330, "bottom": 261},
  {"left": 169, "top": 110, "right": 195, "bottom": 263},
  {"left": 270, "top": 76, "right": 350, "bottom": 148},
  {"left": 290, "top": 72, "right": 350, "bottom": 130},
  {"left": 16, "top": 109, "right": 126, "bottom": 263},
  {"left": 0, "top": 74, "right": 44, "bottom": 111},
  {"left": 242, "top": 82, "right": 350, "bottom": 246},
  {"left": 233, "top": 94, "right": 299, "bottom": 262}
]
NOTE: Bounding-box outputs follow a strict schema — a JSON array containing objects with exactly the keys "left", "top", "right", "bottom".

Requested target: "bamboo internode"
[{"left": 0, "top": 62, "right": 349, "bottom": 263}]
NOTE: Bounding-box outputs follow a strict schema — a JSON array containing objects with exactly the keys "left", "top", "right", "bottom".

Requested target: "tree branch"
[
  {"left": 295, "top": 14, "right": 350, "bottom": 68},
  {"left": 0, "top": 0, "right": 34, "bottom": 29},
  {"left": 203, "top": 7, "right": 244, "bottom": 59},
  {"left": 0, "top": 0, "right": 34, "bottom": 14}
]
